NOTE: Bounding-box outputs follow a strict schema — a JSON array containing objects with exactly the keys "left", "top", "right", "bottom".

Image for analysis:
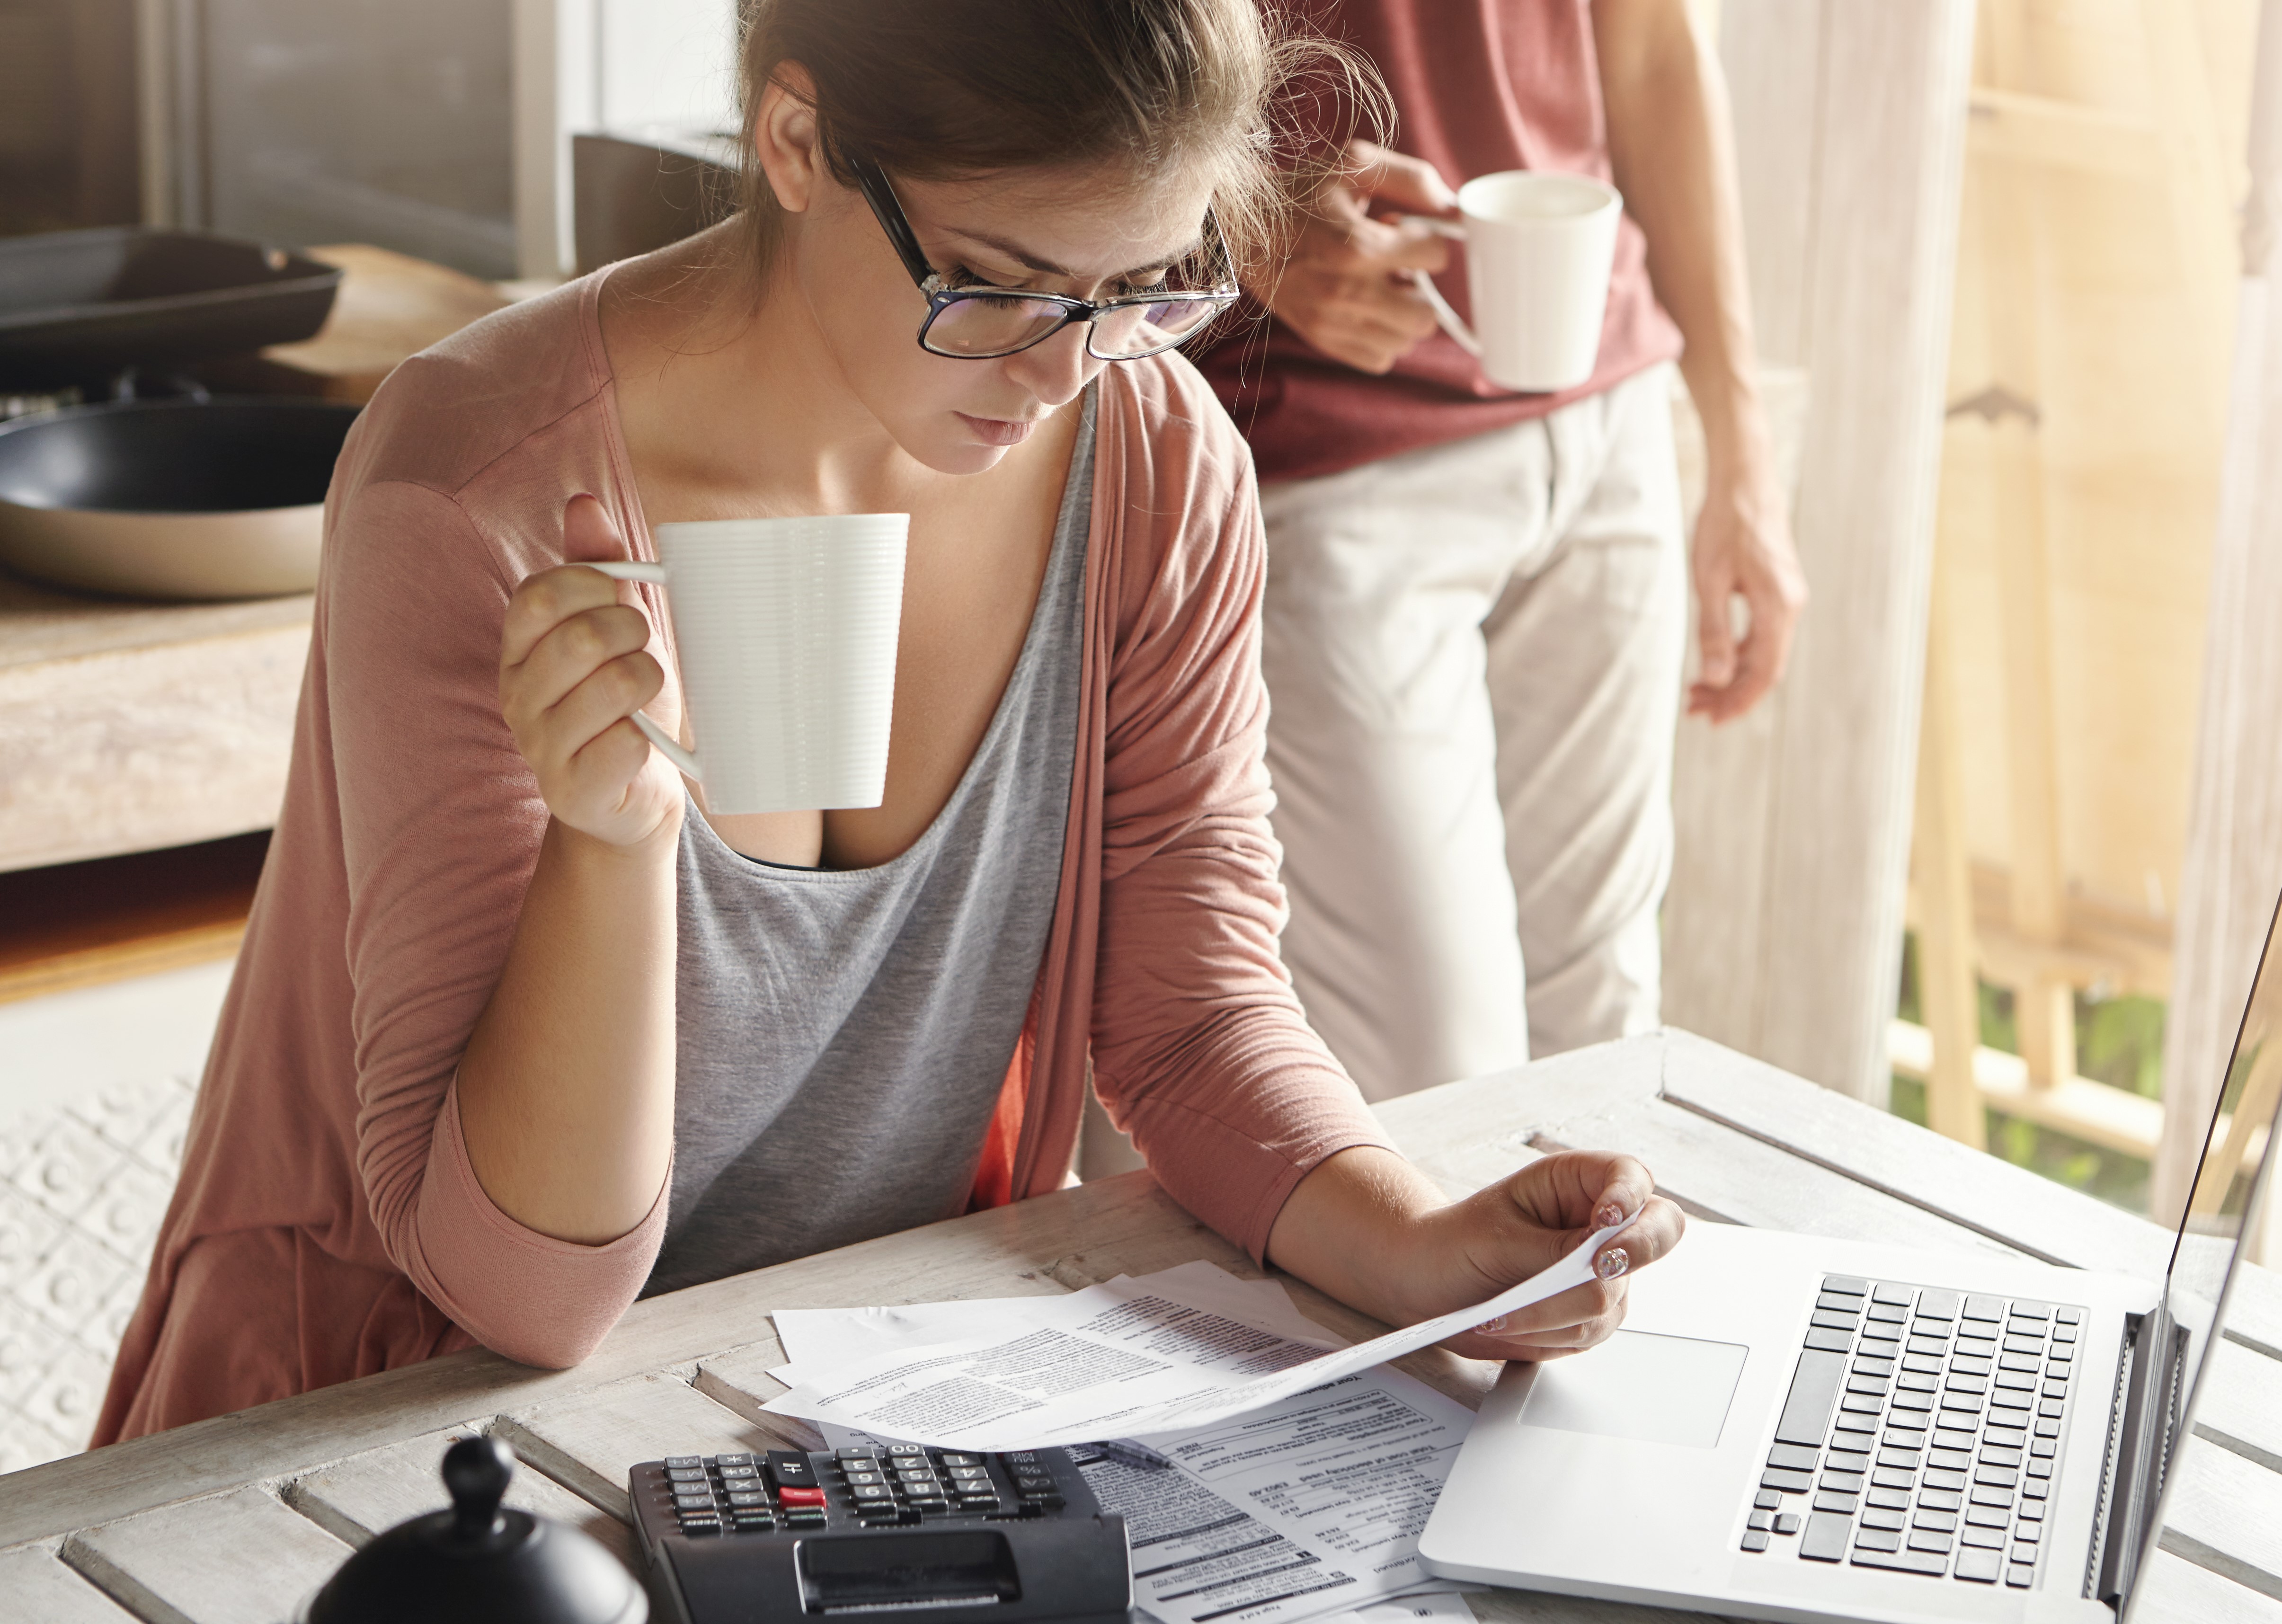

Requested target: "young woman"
[{"left": 97, "top": 0, "right": 1681, "bottom": 1443}]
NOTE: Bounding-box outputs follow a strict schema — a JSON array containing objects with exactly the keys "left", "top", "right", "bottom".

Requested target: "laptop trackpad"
[{"left": 1518, "top": 1330, "right": 1749, "bottom": 1449}]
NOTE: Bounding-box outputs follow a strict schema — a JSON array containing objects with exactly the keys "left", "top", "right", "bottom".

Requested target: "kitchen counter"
[
  {"left": 0, "top": 569, "right": 310, "bottom": 875},
  {"left": 0, "top": 1031, "right": 2275, "bottom": 1623}
]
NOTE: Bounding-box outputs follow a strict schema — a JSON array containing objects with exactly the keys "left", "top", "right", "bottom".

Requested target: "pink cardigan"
[{"left": 94, "top": 275, "right": 1391, "bottom": 1446}]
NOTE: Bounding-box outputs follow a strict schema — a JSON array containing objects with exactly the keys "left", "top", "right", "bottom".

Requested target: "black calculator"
[{"left": 628, "top": 1444, "right": 1134, "bottom": 1624}]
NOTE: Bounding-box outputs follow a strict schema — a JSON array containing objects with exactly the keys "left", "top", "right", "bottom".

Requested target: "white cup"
[
  {"left": 1408, "top": 170, "right": 1623, "bottom": 394},
  {"left": 590, "top": 514, "right": 909, "bottom": 815}
]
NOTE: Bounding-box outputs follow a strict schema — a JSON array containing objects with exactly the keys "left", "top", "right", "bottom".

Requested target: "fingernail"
[
  {"left": 1475, "top": 1316, "right": 1507, "bottom": 1336},
  {"left": 1594, "top": 1202, "right": 1627, "bottom": 1231},
  {"left": 1596, "top": 1247, "right": 1631, "bottom": 1281}
]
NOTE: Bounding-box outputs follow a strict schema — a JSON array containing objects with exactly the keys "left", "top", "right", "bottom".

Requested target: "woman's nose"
[{"left": 1004, "top": 322, "right": 1099, "bottom": 407}]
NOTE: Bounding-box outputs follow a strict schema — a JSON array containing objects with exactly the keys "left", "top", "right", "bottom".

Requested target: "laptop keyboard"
[{"left": 1740, "top": 1275, "right": 2085, "bottom": 1587}]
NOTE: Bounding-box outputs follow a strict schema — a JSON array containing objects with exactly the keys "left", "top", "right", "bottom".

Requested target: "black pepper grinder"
[{"left": 300, "top": 1435, "right": 647, "bottom": 1624}]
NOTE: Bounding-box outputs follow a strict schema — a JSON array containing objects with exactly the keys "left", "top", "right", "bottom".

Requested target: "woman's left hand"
[{"left": 1264, "top": 1145, "right": 1687, "bottom": 1363}]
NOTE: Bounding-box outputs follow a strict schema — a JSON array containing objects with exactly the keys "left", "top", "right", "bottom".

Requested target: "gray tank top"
[{"left": 644, "top": 394, "right": 1094, "bottom": 1296}]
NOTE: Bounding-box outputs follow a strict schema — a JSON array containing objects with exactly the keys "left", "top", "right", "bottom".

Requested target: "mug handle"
[
  {"left": 1385, "top": 213, "right": 1484, "bottom": 359},
  {"left": 1408, "top": 268, "right": 1482, "bottom": 359},
  {"left": 583, "top": 559, "right": 704, "bottom": 783}
]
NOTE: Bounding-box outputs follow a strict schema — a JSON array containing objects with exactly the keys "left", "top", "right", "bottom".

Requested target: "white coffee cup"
[
  {"left": 1407, "top": 170, "right": 1623, "bottom": 394},
  {"left": 589, "top": 514, "right": 908, "bottom": 815}
]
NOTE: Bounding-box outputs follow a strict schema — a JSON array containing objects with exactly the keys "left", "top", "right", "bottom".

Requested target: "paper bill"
[
  {"left": 771, "top": 1262, "right": 1339, "bottom": 1388},
  {"left": 1088, "top": 1369, "right": 1473, "bottom": 1624},
  {"left": 816, "top": 1362, "right": 1478, "bottom": 1624},
  {"left": 764, "top": 1216, "right": 1632, "bottom": 1449}
]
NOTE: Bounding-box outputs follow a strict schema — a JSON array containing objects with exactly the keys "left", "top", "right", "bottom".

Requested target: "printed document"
[
  {"left": 783, "top": 1261, "right": 1489, "bottom": 1624},
  {"left": 1079, "top": 1369, "right": 1474, "bottom": 1624},
  {"left": 763, "top": 1216, "right": 1630, "bottom": 1449},
  {"left": 769, "top": 1260, "right": 1339, "bottom": 1388}
]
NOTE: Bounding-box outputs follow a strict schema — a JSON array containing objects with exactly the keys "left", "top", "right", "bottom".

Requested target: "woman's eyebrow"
[{"left": 943, "top": 224, "right": 1206, "bottom": 282}]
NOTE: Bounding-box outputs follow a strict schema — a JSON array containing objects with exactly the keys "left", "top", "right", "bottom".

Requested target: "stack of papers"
[
  {"left": 764, "top": 1250, "right": 1615, "bottom": 1624},
  {"left": 764, "top": 1220, "right": 1625, "bottom": 1450}
]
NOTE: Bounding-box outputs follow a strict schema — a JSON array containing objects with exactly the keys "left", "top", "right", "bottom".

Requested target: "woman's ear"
[{"left": 752, "top": 62, "right": 825, "bottom": 216}]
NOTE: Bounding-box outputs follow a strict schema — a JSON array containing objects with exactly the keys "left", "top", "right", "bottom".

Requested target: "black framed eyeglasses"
[{"left": 847, "top": 152, "right": 1239, "bottom": 362}]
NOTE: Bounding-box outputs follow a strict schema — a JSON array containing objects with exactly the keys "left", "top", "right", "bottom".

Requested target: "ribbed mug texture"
[{"left": 654, "top": 515, "right": 909, "bottom": 814}]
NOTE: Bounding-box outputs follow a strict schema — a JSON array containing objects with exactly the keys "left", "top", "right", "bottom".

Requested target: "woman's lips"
[{"left": 956, "top": 412, "right": 1037, "bottom": 446}]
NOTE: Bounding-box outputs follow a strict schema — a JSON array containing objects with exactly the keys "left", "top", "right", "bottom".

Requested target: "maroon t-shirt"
[{"left": 1197, "top": 0, "right": 1685, "bottom": 483}]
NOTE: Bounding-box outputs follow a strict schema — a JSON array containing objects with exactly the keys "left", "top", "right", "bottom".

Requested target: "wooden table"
[{"left": 2, "top": 1031, "right": 2276, "bottom": 1624}]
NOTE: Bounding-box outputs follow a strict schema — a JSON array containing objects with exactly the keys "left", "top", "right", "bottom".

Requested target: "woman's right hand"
[{"left": 499, "top": 495, "right": 684, "bottom": 849}]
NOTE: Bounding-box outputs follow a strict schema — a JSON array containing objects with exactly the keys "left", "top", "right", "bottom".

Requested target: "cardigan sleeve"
[
  {"left": 324, "top": 475, "right": 666, "bottom": 1367},
  {"left": 1084, "top": 392, "right": 1396, "bottom": 1261}
]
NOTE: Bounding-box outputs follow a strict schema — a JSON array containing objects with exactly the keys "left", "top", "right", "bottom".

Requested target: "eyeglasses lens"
[
  {"left": 923, "top": 294, "right": 1073, "bottom": 358},
  {"left": 1088, "top": 298, "right": 1219, "bottom": 359}
]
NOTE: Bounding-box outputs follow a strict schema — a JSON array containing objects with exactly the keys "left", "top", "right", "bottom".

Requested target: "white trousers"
[{"left": 1258, "top": 361, "right": 1687, "bottom": 1103}]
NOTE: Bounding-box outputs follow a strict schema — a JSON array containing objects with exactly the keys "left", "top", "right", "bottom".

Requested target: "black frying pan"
[{"left": 0, "top": 398, "right": 360, "bottom": 599}]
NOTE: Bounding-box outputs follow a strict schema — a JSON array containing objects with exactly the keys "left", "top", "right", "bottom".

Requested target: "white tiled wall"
[{"left": 0, "top": 961, "right": 234, "bottom": 1473}]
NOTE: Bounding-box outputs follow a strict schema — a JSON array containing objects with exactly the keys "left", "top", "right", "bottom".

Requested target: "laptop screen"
[
  {"left": 2162, "top": 887, "right": 2282, "bottom": 1424},
  {"left": 2124, "top": 888, "right": 2282, "bottom": 1605}
]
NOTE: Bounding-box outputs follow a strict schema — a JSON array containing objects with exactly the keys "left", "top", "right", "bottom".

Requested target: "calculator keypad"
[{"left": 632, "top": 1445, "right": 1083, "bottom": 1542}]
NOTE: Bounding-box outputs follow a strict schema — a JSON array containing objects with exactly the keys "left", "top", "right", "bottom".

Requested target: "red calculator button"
[{"left": 777, "top": 1486, "right": 827, "bottom": 1509}]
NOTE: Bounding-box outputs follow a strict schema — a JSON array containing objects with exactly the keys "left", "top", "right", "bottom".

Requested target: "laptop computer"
[{"left": 1419, "top": 891, "right": 2282, "bottom": 1624}]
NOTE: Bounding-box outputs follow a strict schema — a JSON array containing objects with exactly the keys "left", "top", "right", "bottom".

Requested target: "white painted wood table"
[{"left": 2, "top": 1031, "right": 2277, "bottom": 1624}]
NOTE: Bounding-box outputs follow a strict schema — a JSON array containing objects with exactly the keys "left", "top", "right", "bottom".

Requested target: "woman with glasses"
[{"left": 97, "top": 0, "right": 1681, "bottom": 1443}]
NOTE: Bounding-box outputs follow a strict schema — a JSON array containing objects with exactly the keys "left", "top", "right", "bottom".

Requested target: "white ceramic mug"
[
  {"left": 590, "top": 514, "right": 909, "bottom": 815},
  {"left": 1407, "top": 170, "right": 1623, "bottom": 394}
]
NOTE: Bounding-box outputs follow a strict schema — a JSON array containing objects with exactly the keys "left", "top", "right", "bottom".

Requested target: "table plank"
[
  {"left": 2196, "top": 1340, "right": 2282, "bottom": 1474},
  {"left": 2222, "top": 1262, "right": 2282, "bottom": 1366},
  {"left": 1493, "top": 1085, "right": 2018, "bottom": 1257},
  {"left": 496, "top": 1371, "right": 803, "bottom": 1522},
  {"left": 1371, "top": 1067, "right": 1549, "bottom": 1199},
  {"left": 61, "top": 1486, "right": 349, "bottom": 1624},
  {"left": 2138, "top": 1549, "right": 2282, "bottom": 1624},
  {"left": 1653, "top": 1030, "right": 2172, "bottom": 1266},
  {"left": 0, "top": 1543, "right": 140, "bottom": 1622},
  {"left": 284, "top": 1422, "right": 638, "bottom": 1571},
  {"left": 2159, "top": 1433, "right": 2282, "bottom": 1601}
]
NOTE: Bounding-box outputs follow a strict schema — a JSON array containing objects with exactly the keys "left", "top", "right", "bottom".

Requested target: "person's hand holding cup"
[
  {"left": 498, "top": 495, "right": 686, "bottom": 852},
  {"left": 1258, "top": 136, "right": 1625, "bottom": 396},
  {"left": 1409, "top": 170, "right": 1625, "bottom": 394},
  {"left": 500, "top": 497, "right": 911, "bottom": 847},
  {"left": 1258, "top": 138, "right": 1465, "bottom": 376}
]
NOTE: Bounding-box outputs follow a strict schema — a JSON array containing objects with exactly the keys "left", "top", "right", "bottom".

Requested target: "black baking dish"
[{"left": 0, "top": 227, "right": 343, "bottom": 385}]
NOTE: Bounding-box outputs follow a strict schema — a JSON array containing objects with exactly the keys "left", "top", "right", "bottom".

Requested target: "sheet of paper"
[
  {"left": 764, "top": 1216, "right": 1630, "bottom": 1449},
  {"left": 817, "top": 1364, "right": 1478, "bottom": 1624},
  {"left": 1086, "top": 1369, "right": 1474, "bottom": 1624},
  {"left": 771, "top": 1262, "right": 1339, "bottom": 1387}
]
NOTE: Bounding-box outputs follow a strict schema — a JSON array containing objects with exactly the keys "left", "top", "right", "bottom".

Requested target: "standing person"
[
  {"left": 1199, "top": 0, "right": 1805, "bottom": 1102},
  {"left": 93, "top": 0, "right": 1685, "bottom": 1444}
]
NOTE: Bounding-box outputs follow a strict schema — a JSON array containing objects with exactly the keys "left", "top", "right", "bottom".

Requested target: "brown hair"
[{"left": 732, "top": 0, "right": 1383, "bottom": 285}]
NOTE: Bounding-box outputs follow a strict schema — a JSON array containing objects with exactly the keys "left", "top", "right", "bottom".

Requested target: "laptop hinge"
[
  {"left": 2094, "top": 1309, "right": 2186, "bottom": 1606},
  {"left": 2087, "top": 1313, "right": 2143, "bottom": 1604}
]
